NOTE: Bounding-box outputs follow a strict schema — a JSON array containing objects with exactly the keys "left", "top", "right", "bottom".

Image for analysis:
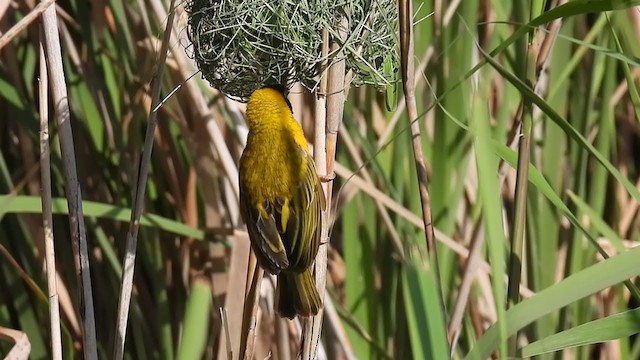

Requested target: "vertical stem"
[
  {"left": 276, "top": 317, "right": 292, "bottom": 360},
  {"left": 399, "top": 0, "right": 450, "bottom": 355},
  {"left": 39, "top": 27, "right": 62, "bottom": 360},
  {"left": 240, "top": 263, "right": 264, "bottom": 360},
  {"left": 112, "top": 1, "right": 176, "bottom": 358},
  {"left": 303, "top": 14, "right": 348, "bottom": 358},
  {"left": 324, "top": 15, "right": 349, "bottom": 189},
  {"left": 399, "top": 0, "right": 437, "bottom": 254},
  {"left": 220, "top": 308, "right": 233, "bottom": 360},
  {"left": 507, "top": 1, "right": 544, "bottom": 355},
  {"left": 506, "top": 101, "right": 531, "bottom": 354},
  {"left": 313, "top": 32, "right": 330, "bottom": 175},
  {"left": 41, "top": 3, "right": 97, "bottom": 358},
  {"left": 398, "top": 0, "right": 445, "bottom": 322},
  {"left": 302, "top": 30, "right": 329, "bottom": 359}
]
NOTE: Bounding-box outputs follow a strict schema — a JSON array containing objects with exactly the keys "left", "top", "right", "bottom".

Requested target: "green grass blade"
[
  {"left": 177, "top": 279, "right": 213, "bottom": 360},
  {"left": 470, "top": 90, "right": 507, "bottom": 358},
  {"left": 465, "top": 245, "right": 640, "bottom": 359},
  {"left": 521, "top": 307, "right": 640, "bottom": 357},
  {"left": 402, "top": 262, "right": 449, "bottom": 359},
  {"left": 0, "top": 195, "right": 204, "bottom": 240}
]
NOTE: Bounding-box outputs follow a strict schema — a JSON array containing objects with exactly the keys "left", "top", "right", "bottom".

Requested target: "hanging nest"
[{"left": 187, "top": 0, "right": 399, "bottom": 101}]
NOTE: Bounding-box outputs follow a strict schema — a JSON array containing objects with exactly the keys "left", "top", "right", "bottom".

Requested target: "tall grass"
[{"left": 1, "top": 1, "right": 640, "bottom": 359}]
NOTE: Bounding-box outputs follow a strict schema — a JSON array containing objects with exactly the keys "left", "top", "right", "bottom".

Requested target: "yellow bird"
[{"left": 239, "top": 85, "right": 325, "bottom": 319}]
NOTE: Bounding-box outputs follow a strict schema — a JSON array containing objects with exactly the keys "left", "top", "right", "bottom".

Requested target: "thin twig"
[
  {"left": 399, "top": 0, "right": 437, "bottom": 263},
  {"left": 39, "top": 26, "right": 62, "bottom": 360},
  {"left": 218, "top": 232, "right": 251, "bottom": 360},
  {"left": 112, "top": 1, "right": 176, "bottom": 358},
  {"left": 398, "top": 0, "right": 445, "bottom": 336},
  {"left": 0, "top": 242, "right": 50, "bottom": 303},
  {"left": 0, "top": 0, "right": 56, "bottom": 50},
  {"left": 219, "top": 308, "right": 233, "bottom": 360},
  {"left": 240, "top": 263, "right": 264, "bottom": 360},
  {"left": 41, "top": 3, "right": 97, "bottom": 358}
]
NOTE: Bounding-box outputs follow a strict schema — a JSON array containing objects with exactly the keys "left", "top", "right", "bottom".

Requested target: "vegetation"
[{"left": 1, "top": 0, "right": 640, "bottom": 359}]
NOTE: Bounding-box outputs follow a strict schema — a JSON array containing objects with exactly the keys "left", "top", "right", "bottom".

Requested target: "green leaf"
[
  {"left": 465, "top": 245, "right": 640, "bottom": 359},
  {"left": 402, "top": 261, "right": 449, "bottom": 360},
  {"left": 470, "top": 89, "right": 508, "bottom": 358},
  {"left": 522, "top": 307, "right": 640, "bottom": 357},
  {"left": 0, "top": 195, "right": 204, "bottom": 240},
  {"left": 0, "top": 76, "right": 26, "bottom": 111},
  {"left": 177, "top": 279, "right": 213, "bottom": 360}
]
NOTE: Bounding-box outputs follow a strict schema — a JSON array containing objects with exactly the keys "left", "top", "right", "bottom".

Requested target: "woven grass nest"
[{"left": 187, "top": 0, "right": 399, "bottom": 101}]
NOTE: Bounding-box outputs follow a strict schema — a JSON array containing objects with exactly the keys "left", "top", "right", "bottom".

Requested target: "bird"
[{"left": 239, "top": 85, "right": 325, "bottom": 319}]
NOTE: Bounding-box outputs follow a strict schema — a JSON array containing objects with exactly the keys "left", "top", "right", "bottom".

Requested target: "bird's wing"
[
  {"left": 240, "top": 185, "right": 289, "bottom": 274},
  {"left": 280, "top": 148, "right": 324, "bottom": 272}
]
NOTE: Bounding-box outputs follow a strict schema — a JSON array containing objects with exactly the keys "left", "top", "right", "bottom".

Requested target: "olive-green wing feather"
[
  {"left": 281, "top": 155, "right": 325, "bottom": 272},
  {"left": 240, "top": 184, "right": 289, "bottom": 274}
]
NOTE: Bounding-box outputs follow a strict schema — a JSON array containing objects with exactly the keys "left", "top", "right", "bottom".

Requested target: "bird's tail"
[{"left": 276, "top": 269, "right": 322, "bottom": 319}]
